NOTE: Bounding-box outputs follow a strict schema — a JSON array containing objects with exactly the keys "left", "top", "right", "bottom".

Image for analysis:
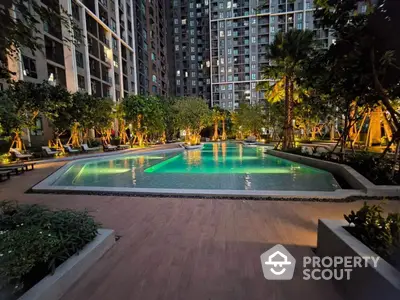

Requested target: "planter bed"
[
  {"left": 17, "top": 229, "right": 115, "bottom": 300},
  {"left": 317, "top": 219, "right": 400, "bottom": 300}
]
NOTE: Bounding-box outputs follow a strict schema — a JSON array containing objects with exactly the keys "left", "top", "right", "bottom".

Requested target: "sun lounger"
[
  {"left": 117, "top": 144, "right": 130, "bottom": 150},
  {"left": 0, "top": 164, "right": 25, "bottom": 175},
  {"left": 9, "top": 148, "right": 32, "bottom": 161},
  {"left": 42, "top": 146, "right": 62, "bottom": 157},
  {"left": 81, "top": 143, "right": 101, "bottom": 152},
  {"left": 0, "top": 170, "right": 12, "bottom": 182},
  {"left": 63, "top": 145, "right": 80, "bottom": 153},
  {"left": 103, "top": 144, "right": 118, "bottom": 151}
]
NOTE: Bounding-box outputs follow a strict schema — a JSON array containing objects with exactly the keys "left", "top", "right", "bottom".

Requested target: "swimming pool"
[{"left": 41, "top": 142, "right": 340, "bottom": 192}]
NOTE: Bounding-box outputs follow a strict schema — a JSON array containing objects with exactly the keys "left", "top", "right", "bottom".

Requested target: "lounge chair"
[
  {"left": 63, "top": 145, "right": 80, "bottom": 154},
  {"left": 0, "top": 170, "right": 12, "bottom": 182},
  {"left": 9, "top": 148, "right": 32, "bottom": 161},
  {"left": 42, "top": 146, "right": 62, "bottom": 157},
  {"left": 117, "top": 144, "right": 130, "bottom": 150},
  {"left": 0, "top": 164, "right": 25, "bottom": 175},
  {"left": 103, "top": 144, "right": 118, "bottom": 151},
  {"left": 244, "top": 136, "right": 257, "bottom": 143},
  {"left": 81, "top": 143, "right": 101, "bottom": 152}
]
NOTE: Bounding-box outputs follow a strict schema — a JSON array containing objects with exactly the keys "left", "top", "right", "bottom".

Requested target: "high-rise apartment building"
[
  {"left": 134, "top": 0, "right": 169, "bottom": 96},
  {"left": 3, "top": 0, "right": 139, "bottom": 100},
  {"left": 2, "top": 0, "right": 169, "bottom": 98},
  {"left": 169, "top": 0, "right": 211, "bottom": 104},
  {"left": 1, "top": 0, "right": 169, "bottom": 145},
  {"left": 210, "top": 0, "right": 332, "bottom": 110}
]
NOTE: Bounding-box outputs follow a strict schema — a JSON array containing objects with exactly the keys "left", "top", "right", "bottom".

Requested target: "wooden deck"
[{"left": 1, "top": 151, "right": 400, "bottom": 300}]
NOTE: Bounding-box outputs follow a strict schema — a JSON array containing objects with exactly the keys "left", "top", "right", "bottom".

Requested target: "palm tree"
[{"left": 260, "top": 29, "right": 316, "bottom": 150}]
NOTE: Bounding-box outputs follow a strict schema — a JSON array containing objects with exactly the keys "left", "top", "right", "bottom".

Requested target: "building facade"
[
  {"left": 210, "top": 0, "right": 332, "bottom": 110},
  {"left": 169, "top": 0, "right": 212, "bottom": 104},
  {"left": 134, "top": 0, "right": 168, "bottom": 96},
  {"left": 1, "top": 0, "right": 169, "bottom": 145}
]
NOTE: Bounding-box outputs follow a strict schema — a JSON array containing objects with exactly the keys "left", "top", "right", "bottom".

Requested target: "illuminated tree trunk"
[
  {"left": 282, "top": 77, "right": 294, "bottom": 150},
  {"left": 330, "top": 122, "right": 335, "bottom": 141},
  {"left": 68, "top": 123, "right": 81, "bottom": 148},
  {"left": 221, "top": 119, "right": 227, "bottom": 140},
  {"left": 136, "top": 115, "right": 144, "bottom": 147},
  {"left": 212, "top": 120, "right": 219, "bottom": 141},
  {"left": 10, "top": 131, "right": 25, "bottom": 151}
]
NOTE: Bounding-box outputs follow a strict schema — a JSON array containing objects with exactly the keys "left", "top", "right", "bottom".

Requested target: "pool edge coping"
[{"left": 30, "top": 146, "right": 366, "bottom": 200}]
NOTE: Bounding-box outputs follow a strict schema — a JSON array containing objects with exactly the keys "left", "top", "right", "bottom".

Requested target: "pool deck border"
[{"left": 29, "top": 146, "right": 371, "bottom": 200}]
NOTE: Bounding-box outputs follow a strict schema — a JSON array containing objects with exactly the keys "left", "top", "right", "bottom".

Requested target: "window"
[
  {"left": 111, "top": 19, "right": 117, "bottom": 32},
  {"left": 176, "top": 70, "right": 180, "bottom": 76},
  {"left": 252, "top": 55, "right": 256, "bottom": 62},
  {"left": 361, "top": 4, "right": 367, "bottom": 13},
  {"left": 78, "top": 75, "right": 85, "bottom": 89},
  {"left": 191, "top": 72, "right": 196, "bottom": 77},
  {"left": 72, "top": 1, "right": 80, "bottom": 20},
  {"left": 31, "top": 117, "right": 43, "bottom": 136},
  {"left": 174, "top": 19, "right": 178, "bottom": 25},
  {"left": 297, "top": 23, "right": 302, "bottom": 30},
  {"left": 22, "top": 56, "right": 37, "bottom": 78},
  {"left": 75, "top": 51, "right": 84, "bottom": 68},
  {"left": 152, "top": 75, "right": 157, "bottom": 83},
  {"left": 192, "top": 80, "right": 196, "bottom": 86},
  {"left": 151, "top": 53, "right": 156, "bottom": 61},
  {"left": 176, "top": 79, "right": 180, "bottom": 85},
  {"left": 251, "top": 74, "right": 256, "bottom": 80}
]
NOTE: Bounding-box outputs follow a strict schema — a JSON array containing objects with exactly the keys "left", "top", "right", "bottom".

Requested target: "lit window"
[{"left": 176, "top": 70, "right": 180, "bottom": 76}]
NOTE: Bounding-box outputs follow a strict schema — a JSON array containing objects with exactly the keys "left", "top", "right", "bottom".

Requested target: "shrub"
[
  {"left": 345, "top": 152, "right": 400, "bottom": 185},
  {"left": 344, "top": 202, "right": 400, "bottom": 261},
  {"left": 0, "top": 201, "right": 99, "bottom": 293},
  {"left": 88, "top": 138, "right": 101, "bottom": 147}
]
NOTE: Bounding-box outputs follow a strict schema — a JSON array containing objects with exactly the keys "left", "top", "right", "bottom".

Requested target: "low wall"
[
  {"left": 19, "top": 229, "right": 115, "bottom": 300},
  {"left": 266, "top": 150, "right": 400, "bottom": 197},
  {"left": 317, "top": 219, "right": 400, "bottom": 300}
]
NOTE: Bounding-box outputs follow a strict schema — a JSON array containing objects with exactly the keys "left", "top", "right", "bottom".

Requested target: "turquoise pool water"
[{"left": 52, "top": 143, "right": 340, "bottom": 191}]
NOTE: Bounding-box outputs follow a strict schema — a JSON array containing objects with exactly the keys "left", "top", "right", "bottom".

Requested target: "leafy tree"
[
  {"left": 231, "top": 103, "right": 266, "bottom": 139},
  {"left": 161, "top": 96, "right": 179, "bottom": 142},
  {"left": 260, "top": 29, "right": 316, "bottom": 149},
  {"left": 304, "top": 0, "right": 400, "bottom": 158},
  {"left": 0, "top": 81, "right": 61, "bottom": 149},
  {"left": 122, "top": 95, "right": 165, "bottom": 146},
  {"left": 173, "top": 97, "right": 211, "bottom": 145},
  {"left": 0, "top": 0, "right": 79, "bottom": 79}
]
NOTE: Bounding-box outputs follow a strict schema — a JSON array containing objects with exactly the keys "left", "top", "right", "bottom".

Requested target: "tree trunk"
[
  {"left": 212, "top": 121, "right": 218, "bottom": 141},
  {"left": 222, "top": 119, "right": 227, "bottom": 140},
  {"left": 283, "top": 76, "right": 291, "bottom": 150}
]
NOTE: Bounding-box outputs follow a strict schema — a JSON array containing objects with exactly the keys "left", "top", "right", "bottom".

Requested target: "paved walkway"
[{"left": 1, "top": 147, "right": 400, "bottom": 300}]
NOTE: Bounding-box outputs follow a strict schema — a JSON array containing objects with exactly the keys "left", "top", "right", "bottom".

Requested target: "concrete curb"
[
  {"left": 18, "top": 229, "right": 115, "bottom": 300},
  {"left": 266, "top": 150, "right": 400, "bottom": 197},
  {"left": 317, "top": 219, "right": 400, "bottom": 300}
]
